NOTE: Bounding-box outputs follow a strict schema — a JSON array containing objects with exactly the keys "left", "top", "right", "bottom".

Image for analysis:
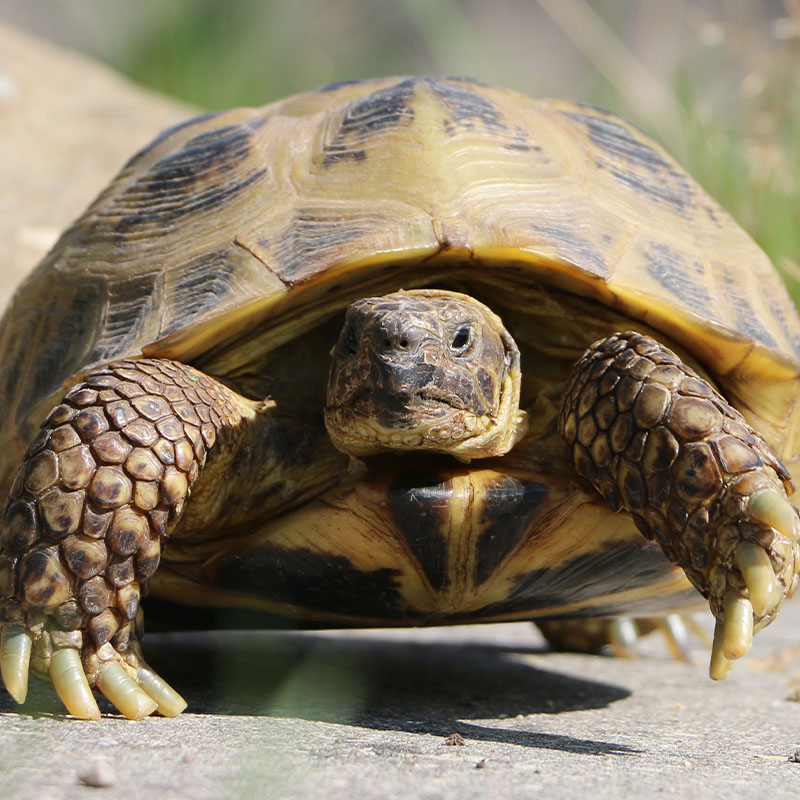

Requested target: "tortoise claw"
[
  {"left": 735, "top": 542, "right": 775, "bottom": 617},
  {"left": 660, "top": 614, "right": 692, "bottom": 662},
  {"left": 607, "top": 618, "right": 639, "bottom": 657},
  {"left": 0, "top": 625, "right": 32, "bottom": 704},
  {"left": 136, "top": 663, "right": 187, "bottom": 717},
  {"left": 1, "top": 619, "right": 184, "bottom": 719},
  {"left": 720, "top": 591, "right": 753, "bottom": 660},
  {"left": 97, "top": 661, "right": 157, "bottom": 720},
  {"left": 50, "top": 647, "right": 101, "bottom": 720},
  {"left": 709, "top": 618, "right": 734, "bottom": 680}
]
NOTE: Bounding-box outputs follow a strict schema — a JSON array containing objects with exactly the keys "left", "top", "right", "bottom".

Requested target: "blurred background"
[{"left": 0, "top": 0, "right": 798, "bottom": 289}]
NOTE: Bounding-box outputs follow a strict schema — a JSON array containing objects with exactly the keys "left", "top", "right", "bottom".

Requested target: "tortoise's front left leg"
[
  {"left": 0, "top": 357, "right": 257, "bottom": 718},
  {"left": 559, "top": 331, "right": 800, "bottom": 679}
]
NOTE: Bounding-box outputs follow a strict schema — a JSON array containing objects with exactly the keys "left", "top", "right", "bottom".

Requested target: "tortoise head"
[{"left": 324, "top": 289, "right": 528, "bottom": 460}]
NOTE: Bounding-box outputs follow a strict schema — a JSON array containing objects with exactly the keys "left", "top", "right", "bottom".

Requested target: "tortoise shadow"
[
  {"left": 152, "top": 628, "right": 638, "bottom": 755},
  {"left": 0, "top": 628, "right": 639, "bottom": 755}
]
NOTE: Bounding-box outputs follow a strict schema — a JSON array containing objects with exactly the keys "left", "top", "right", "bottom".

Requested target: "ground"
[{"left": 2, "top": 602, "right": 800, "bottom": 799}]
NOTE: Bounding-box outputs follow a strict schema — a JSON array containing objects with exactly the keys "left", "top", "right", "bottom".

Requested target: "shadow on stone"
[
  {"left": 155, "top": 629, "right": 637, "bottom": 755},
  {"left": 0, "top": 629, "right": 638, "bottom": 755}
]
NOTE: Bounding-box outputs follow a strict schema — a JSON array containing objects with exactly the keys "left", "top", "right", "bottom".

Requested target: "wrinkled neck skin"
[{"left": 324, "top": 289, "right": 528, "bottom": 462}]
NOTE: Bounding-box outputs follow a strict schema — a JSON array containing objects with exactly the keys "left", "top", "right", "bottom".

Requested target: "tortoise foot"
[
  {"left": 537, "top": 614, "right": 701, "bottom": 661},
  {"left": 559, "top": 331, "right": 800, "bottom": 679},
  {"left": 708, "top": 485, "right": 799, "bottom": 677},
  {"left": 0, "top": 621, "right": 185, "bottom": 719},
  {"left": 0, "top": 357, "right": 250, "bottom": 717}
]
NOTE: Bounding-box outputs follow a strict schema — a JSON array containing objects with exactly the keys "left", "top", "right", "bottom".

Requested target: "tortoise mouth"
[
  {"left": 341, "top": 385, "right": 470, "bottom": 415},
  {"left": 324, "top": 384, "right": 491, "bottom": 458}
]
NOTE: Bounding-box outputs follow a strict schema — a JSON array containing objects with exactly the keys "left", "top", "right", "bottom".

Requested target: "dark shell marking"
[
  {"left": 387, "top": 471, "right": 450, "bottom": 591},
  {"left": 473, "top": 544, "right": 697, "bottom": 620},
  {"left": 323, "top": 78, "right": 416, "bottom": 166},
  {"left": 474, "top": 477, "right": 549, "bottom": 587},
  {"left": 430, "top": 79, "right": 507, "bottom": 132},
  {"left": 215, "top": 546, "right": 406, "bottom": 619},
  {"left": 115, "top": 120, "right": 269, "bottom": 233},
  {"left": 565, "top": 107, "right": 694, "bottom": 217},
  {"left": 644, "top": 244, "right": 711, "bottom": 318}
]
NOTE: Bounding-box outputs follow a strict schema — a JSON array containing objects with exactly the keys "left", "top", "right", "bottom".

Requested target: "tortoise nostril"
[
  {"left": 380, "top": 335, "right": 411, "bottom": 352},
  {"left": 376, "top": 317, "right": 426, "bottom": 354}
]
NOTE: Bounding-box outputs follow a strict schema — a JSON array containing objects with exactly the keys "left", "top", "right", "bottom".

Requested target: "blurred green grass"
[{"left": 19, "top": 0, "right": 797, "bottom": 299}]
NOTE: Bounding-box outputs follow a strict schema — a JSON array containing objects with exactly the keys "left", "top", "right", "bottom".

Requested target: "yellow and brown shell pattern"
[{"left": 1, "top": 76, "right": 800, "bottom": 637}]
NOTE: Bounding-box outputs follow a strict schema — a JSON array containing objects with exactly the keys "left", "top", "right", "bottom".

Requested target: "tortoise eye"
[{"left": 450, "top": 326, "right": 472, "bottom": 352}]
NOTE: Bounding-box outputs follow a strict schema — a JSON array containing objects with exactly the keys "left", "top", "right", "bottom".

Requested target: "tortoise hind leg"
[
  {"left": 559, "top": 331, "right": 800, "bottom": 679},
  {"left": 0, "top": 357, "right": 257, "bottom": 718},
  {"left": 536, "top": 615, "right": 701, "bottom": 661}
]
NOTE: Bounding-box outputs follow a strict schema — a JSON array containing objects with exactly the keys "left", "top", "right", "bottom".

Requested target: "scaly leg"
[
  {"left": 559, "top": 331, "right": 800, "bottom": 679},
  {"left": 0, "top": 358, "right": 258, "bottom": 718}
]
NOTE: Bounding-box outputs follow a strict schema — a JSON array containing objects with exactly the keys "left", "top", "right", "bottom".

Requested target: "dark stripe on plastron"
[
  {"left": 544, "top": 584, "right": 701, "bottom": 619},
  {"left": 466, "top": 543, "right": 673, "bottom": 618},
  {"left": 215, "top": 545, "right": 406, "bottom": 619},
  {"left": 473, "top": 477, "right": 548, "bottom": 587},
  {"left": 386, "top": 470, "right": 451, "bottom": 591}
]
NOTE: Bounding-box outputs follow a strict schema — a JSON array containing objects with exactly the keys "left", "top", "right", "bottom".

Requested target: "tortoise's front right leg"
[
  {"left": 559, "top": 331, "right": 800, "bottom": 679},
  {"left": 0, "top": 357, "right": 256, "bottom": 718}
]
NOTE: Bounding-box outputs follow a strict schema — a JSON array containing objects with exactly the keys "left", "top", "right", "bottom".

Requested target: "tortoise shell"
[{"left": 2, "top": 76, "right": 799, "bottom": 626}]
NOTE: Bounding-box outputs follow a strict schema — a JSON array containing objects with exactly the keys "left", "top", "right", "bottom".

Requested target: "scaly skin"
[
  {"left": 0, "top": 357, "right": 256, "bottom": 718},
  {"left": 559, "top": 332, "right": 800, "bottom": 677}
]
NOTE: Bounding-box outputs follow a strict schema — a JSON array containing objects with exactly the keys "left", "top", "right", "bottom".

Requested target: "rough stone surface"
[{"left": 2, "top": 605, "right": 800, "bottom": 799}]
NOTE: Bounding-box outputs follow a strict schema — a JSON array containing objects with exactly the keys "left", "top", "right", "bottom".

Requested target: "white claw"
[
  {"left": 735, "top": 542, "right": 776, "bottom": 617},
  {"left": 97, "top": 662, "right": 157, "bottom": 720},
  {"left": 136, "top": 665, "right": 187, "bottom": 717},
  {"left": 721, "top": 591, "right": 754, "bottom": 660},
  {"left": 0, "top": 626, "right": 32, "bottom": 704},
  {"left": 661, "top": 615, "right": 691, "bottom": 662},
  {"left": 608, "top": 618, "right": 639, "bottom": 658},
  {"left": 750, "top": 490, "right": 799, "bottom": 541},
  {"left": 50, "top": 648, "right": 101, "bottom": 720},
  {"left": 709, "top": 618, "right": 733, "bottom": 680}
]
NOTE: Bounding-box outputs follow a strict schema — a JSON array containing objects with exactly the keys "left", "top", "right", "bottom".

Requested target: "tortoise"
[{"left": 0, "top": 76, "right": 798, "bottom": 720}]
